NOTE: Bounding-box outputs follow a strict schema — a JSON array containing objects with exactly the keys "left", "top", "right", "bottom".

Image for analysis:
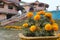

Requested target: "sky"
[{"left": 21, "top": 0, "right": 60, "bottom": 11}]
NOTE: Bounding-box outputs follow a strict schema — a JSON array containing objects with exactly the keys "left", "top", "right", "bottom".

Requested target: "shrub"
[{"left": 21, "top": 11, "right": 59, "bottom": 37}]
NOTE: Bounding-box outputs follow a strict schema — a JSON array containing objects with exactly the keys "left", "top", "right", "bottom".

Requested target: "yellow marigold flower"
[
  {"left": 52, "top": 23, "right": 58, "bottom": 31},
  {"left": 27, "top": 12, "right": 33, "bottom": 18},
  {"left": 34, "top": 15, "right": 40, "bottom": 20},
  {"left": 29, "top": 25, "right": 37, "bottom": 32},
  {"left": 18, "top": 27, "right": 22, "bottom": 30},
  {"left": 45, "top": 23, "right": 52, "bottom": 31},
  {"left": 37, "top": 11, "right": 45, "bottom": 15},
  {"left": 5, "top": 26, "right": 8, "bottom": 28},
  {"left": 15, "top": 26, "right": 19, "bottom": 29},
  {"left": 14, "top": 26, "right": 17, "bottom": 28},
  {"left": 23, "top": 23, "right": 28, "bottom": 27},
  {"left": 50, "top": 19, "right": 55, "bottom": 23},
  {"left": 45, "top": 12, "right": 52, "bottom": 18}
]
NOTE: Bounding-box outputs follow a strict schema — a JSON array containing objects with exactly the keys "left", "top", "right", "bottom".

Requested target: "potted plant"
[{"left": 19, "top": 11, "right": 59, "bottom": 40}]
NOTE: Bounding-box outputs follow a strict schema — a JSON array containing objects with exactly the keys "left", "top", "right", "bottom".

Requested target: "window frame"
[
  {"left": 0, "top": 1, "right": 4, "bottom": 8},
  {"left": 8, "top": 5, "right": 13, "bottom": 9}
]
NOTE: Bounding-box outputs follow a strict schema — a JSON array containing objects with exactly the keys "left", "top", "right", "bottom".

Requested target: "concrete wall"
[
  {"left": 24, "top": 5, "right": 45, "bottom": 12},
  {"left": 0, "top": 14, "right": 6, "bottom": 20},
  {"left": 0, "top": 4, "right": 18, "bottom": 14},
  {"left": 0, "top": 3, "right": 18, "bottom": 20},
  {"left": 7, "top": 0, "right": 20, "bottom": 3},
  {"left": 24, "top": 6, "right": 30, "bottom": 12}
]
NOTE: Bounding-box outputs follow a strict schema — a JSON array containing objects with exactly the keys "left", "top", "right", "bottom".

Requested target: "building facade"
[
  {"left": 0, "top": 0, "right": 21, "bottom": 20},
  {"left": 21, "top": 0, "right": 49, "bottom": 12}
]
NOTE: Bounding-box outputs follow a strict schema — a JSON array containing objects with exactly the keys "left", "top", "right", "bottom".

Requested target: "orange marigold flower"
[
  {"left": 37, "top": 11, "right": 45, "bottom": 15},
  {"left": 27, "top": 12, "right": 33, "bottom": 18},
  {"left": 5, "top": 26, "right": 11, "bottom": 29},
  {"left": 45, "top": 12, "right": 52, "bottom": 18},
  {"left": 29, "top": 25, "right": 37, "bottom": 32},
  {"left": 45, "top": 23, "right": 52, "bottom": 31},
  {"left": 50, "top": 19, "right": 55, "bottom": 23},
  {"left": 52, "top": 23, "right": 58, "bottom": 31},
  {"left": 34, "top": 15, "right": 40, "bottom": 20},
  {"left": 23, "top": 23, "right": 28, "bottom": 27}
]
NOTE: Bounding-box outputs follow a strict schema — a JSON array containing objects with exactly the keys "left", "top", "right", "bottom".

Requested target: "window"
[
  {"left": 0, "top": 1, "right": 4, "bottom": 8},
  {"left": 8, "top": 5, "right": 13, "bottom": 9},
  {"left": 38, "top": 3, "right": 44, "bottom": 7},
  {"left": 19, "top": 0, "right": 21, "bottom": 1}
]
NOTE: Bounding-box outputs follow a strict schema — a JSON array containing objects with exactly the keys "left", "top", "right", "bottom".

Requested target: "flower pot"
[{"left": 19, "top": 33, "right": 59, "bottom": 40}]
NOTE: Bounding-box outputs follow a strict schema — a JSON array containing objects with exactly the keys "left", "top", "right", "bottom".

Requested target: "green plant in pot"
[{"left": 19, "top": 11, "right": 59, "bottom": 40}]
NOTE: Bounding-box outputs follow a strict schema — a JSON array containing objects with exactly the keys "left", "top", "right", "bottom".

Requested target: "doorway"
[{"left": 6, "top": 14, "right": 13, "bottom": 19}]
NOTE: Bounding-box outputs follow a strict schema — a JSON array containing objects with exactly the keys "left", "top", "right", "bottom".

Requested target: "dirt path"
[{"left": 0, "top": 28, "right": 20, "bottom": 40}]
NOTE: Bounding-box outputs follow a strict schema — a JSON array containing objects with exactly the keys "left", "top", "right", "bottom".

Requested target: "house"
[
  {"left": 21, "top": 0, "right": 49, "bottom": 12},
  {"left": 0, "top": 0, "right": 21, "bottom": 21}
]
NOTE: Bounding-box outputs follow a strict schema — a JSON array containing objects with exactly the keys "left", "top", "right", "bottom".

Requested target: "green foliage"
[{"left": 21, "top": 12, "right": 58, "bottom": 37}]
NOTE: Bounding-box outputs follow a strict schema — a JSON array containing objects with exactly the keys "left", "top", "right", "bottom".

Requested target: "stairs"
[{"left": 0, "top": 13, "right": 27, "bottom": 26}]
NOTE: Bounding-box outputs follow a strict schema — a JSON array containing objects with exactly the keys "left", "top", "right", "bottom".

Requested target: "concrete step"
[{"left": 0, "top": 13, "right": 27, "bottom": 26}]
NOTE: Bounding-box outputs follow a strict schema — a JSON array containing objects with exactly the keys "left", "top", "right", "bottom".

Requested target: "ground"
[
  {"left": 0, "top": 27, "right": 20, "bottom": 40},
  {"left": 0, "top": 27, "right": 60, "bottom": 40},
  {"left": 0, "top": 20, "right": 60, "bottom": 40},
  {"left": 0, "top": 20, "right": 26, "bottom": 40}
]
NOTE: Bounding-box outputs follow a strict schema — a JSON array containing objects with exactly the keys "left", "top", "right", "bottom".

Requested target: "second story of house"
[
  {"left": 20, "top": 0, "right": 49, "bottom": 12},
  {"left": 0, "top": 0, "right": 21, "bottom": 14}
]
